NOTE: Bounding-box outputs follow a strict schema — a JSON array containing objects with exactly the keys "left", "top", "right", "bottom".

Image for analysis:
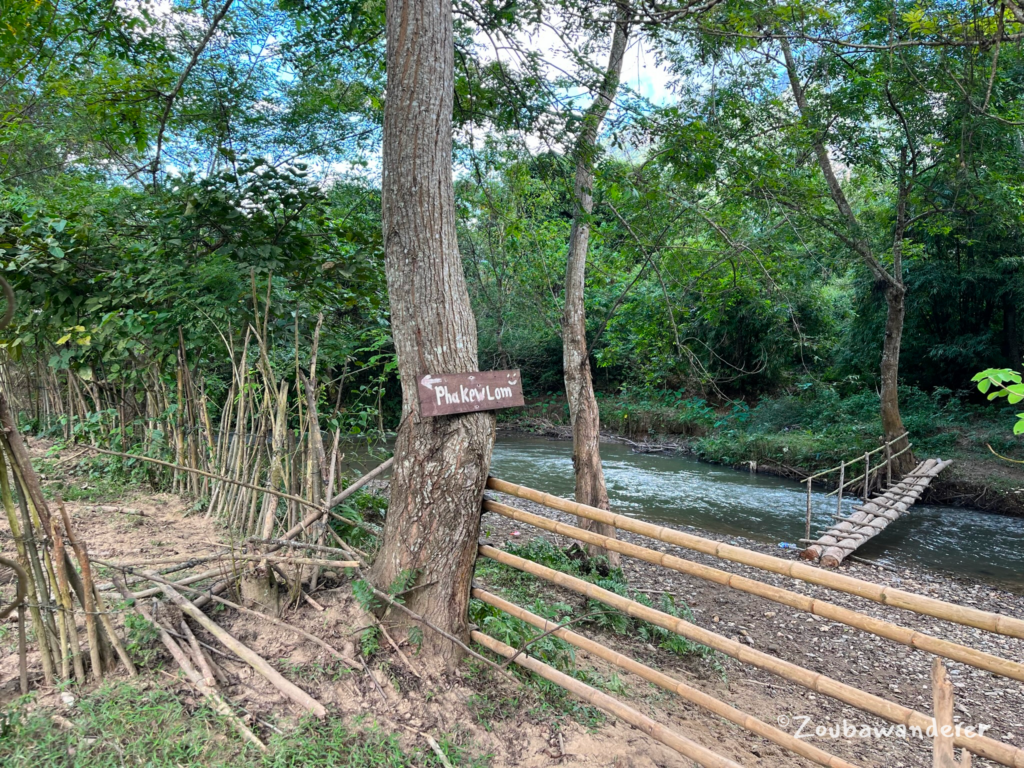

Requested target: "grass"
[
  {"left": 0, "top": 682, "right": 490, "bottom": 767},
  {"left": 468, "top": 537, "right": 720, "bottom": 728}
]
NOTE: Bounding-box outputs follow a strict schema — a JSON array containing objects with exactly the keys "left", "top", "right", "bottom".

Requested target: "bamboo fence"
[
  {"left": 471, "top": 630, "right": 743, "bottom": 768},
  {"left": 477, "top": 544, "right": 1024, "bottom": 768},
  {"left": 485, "top": 477, "right": 1024, "bottom": 639},
  {"left": 482, "top": 498, "right": 1024, "bottom": 683},
  {"left": 473, "top": 587, "right": 859, "bottom": 768}
]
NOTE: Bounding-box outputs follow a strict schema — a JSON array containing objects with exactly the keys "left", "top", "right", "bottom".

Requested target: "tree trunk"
[
  {"left": 369, "top": 0, "right": 495, "bottom": 671},
  {"left": 881, "top": 284, "right": 913, "bottom": 475},
  {"left": 561, "top": 6, "right": 630, "bottom": 568},
  {"left": 1004, "top": 293, "right": 1019, "bottom": 367}
]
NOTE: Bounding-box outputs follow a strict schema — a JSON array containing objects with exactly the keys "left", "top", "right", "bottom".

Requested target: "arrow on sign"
[{"left": 421, "top": 375, "right": 443, "bottom": 389}]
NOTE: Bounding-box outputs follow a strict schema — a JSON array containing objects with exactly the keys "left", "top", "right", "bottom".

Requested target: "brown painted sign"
[{"left": 418, "top": 370, "right": 524, "bottom": 417}]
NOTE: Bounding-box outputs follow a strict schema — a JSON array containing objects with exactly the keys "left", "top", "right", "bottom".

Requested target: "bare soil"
[{"left": 2, "top": 438, "right": 1022, "bottom": 768}]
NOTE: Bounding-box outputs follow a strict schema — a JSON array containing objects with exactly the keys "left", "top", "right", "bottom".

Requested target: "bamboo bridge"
[{"left": 798, "top": 433, "right": 952, "bottom": 566}]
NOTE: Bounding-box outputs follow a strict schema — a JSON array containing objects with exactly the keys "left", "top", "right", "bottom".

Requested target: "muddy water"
[{"left": 489, "top": 436, "right": 1024, "bottom": 592}]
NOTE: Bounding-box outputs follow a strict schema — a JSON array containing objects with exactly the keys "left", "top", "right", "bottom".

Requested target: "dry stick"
[
  {"left": 472, "top": 630, "right": 742, "bottom": 768},
  {"left": 55, "top": 500, "right": 102, "bottom": 679},
  {"left": 180, "top": 620, "right": 217, "bottom": 687},
  {"left": 423, "top": 734, "right": 455, "bottom": 768},
  {"left": 486, "top": 477, "right": 1024, "bottom": 640},
  {"left": 248, "top": 537, "right": 365, "bottom": 561},
  {"left": 0, "top": 554, "right": 29, "bottom": 693},
  {"left": 473, "top": 588, "right": 859, "bottom": 768},
  {"left": 122, "top": 567, "right": 359, "bottom": 671},
  {"left": 483, "top": 499, "right": 1024, "bottom": 684},
  {"left": 87, "top": 447, "right": 391, "bottom": 538},
  {"left": 477, "top": 545, "right": 1024, "bottom": 768},
  {"left": 50, "top": 518, "right": 86, "bottom": 682},
  {"left": 377, "top": 621, "right": 421, "bottom": 679},
  {"left": 144, "top": 571, "right": 327, "bottom": 717},
  {"left": 111, "top": 576, "right": 266, "bottom": 752},
  {"left": 57, "top": 502, "right": 137, "bottom": 677}
]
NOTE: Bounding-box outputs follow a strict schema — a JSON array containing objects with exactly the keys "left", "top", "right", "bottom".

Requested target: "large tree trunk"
[
  {"left": 881, "top": 284, "right": 913, "bottom": 475},
  {"left": 369, "top": 0, "right": 495, "bottom": 672},
  {"left": 562, "top": 7, "right": 631, "bottom": 568}
]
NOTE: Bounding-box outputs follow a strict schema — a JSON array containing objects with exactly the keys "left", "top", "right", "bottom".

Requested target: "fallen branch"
[
  {"left": 112, "top": 576, "right": 266, "bottom": 751},
  {"left": 144, "top": 571, "right": 328, "bottom": 717}
]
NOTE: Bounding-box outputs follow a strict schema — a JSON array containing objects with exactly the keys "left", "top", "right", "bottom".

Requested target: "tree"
[
  {"left": 562, "top": 3, "right": 632, "bottom": 563},
  {"left": 367, "top": 0, "right": 495, "bottom": 671}
]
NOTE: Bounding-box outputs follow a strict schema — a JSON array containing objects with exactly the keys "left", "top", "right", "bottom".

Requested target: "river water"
[{"left": 488, "top": 436, "right": 1024, "bottom": 592}]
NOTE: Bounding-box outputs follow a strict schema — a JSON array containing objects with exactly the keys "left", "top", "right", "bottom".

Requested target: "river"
[{"left": 488, "top": 435, "right": 1024, "bottom": 592}]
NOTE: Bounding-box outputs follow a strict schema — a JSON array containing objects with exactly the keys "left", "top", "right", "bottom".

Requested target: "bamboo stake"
[
  {"left": 57, "top": 501, "right": 137, "bottom": 677},
  {"left": 477, "top": 545, "right": 1024, "bottom": 768},
  {"left": 111, "top": 577, "right": 266, "bottom": 752},
  {"left": 483, "top": 499, "right": 1024, "bottom": 683},
  {"left": 50, "top": 518, "right": 85, "bottom": 682},
  {"left": 145, "top": 572, "right": 327, "bottom": 717},
  {"left": 55, "top": 501, "right": 102, "bottom": 679},
  {"left": 932, "top": 658, "right": 972, "bottom": 768},
  {"left": 805, "top": 477, "right": 812, "bottom": 543},
  {"left": 471, "top": 630, "right": 742, "bottom": 768},
  {"left": 485, "top": 477, "right": 1024, "bottom": 640},
  {"left": 473, "top": 588, "right": 859, "bottom": 768}
]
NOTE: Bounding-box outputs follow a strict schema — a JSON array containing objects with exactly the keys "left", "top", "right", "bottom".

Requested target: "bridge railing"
[{"left": 801, "top": 431, "right": 911, "bottom": 543}]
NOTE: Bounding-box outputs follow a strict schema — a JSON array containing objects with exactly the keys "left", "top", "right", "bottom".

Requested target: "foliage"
[{"left": 973, "top": 369, "right": 1024, "bottom": 435}]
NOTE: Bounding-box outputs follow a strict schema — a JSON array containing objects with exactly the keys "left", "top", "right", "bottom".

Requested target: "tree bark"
[
  {"left": 562, "top": 6, "right": 631, "bottom": 567},
  {"left": 369, "top": 0, "right": 495, "bottom": 671}
]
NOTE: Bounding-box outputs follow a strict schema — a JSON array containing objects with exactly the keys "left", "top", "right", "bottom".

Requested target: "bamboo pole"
[
  {"left": 482, "top": 499, "right": 1024, "bottom": 683},
  {"left": 146, "top": 572, "right": 327, "bottom": 717},
  {"left": 805, "top": 477, "right": 812, "bottom": 543},
  {"left": 477, "top": 545, "right": 1024, "bottom": 768},
  {"left": 58, "top": 501, "right": 137, "bottom": 677},
  {"left": 111, "top": 577, "right": 266, "bottom": 752},
  {"left": 485, "top": 477, "right": 1024, "bottom": 640},
  {"left": 472, "top": 588, "right": 859, "bottom": 768},
  {"left": 470, "top": 630, "right": 743, "bottom": 768}
]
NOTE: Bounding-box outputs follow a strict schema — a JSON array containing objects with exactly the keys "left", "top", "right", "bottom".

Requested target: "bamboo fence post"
[
  {"left": 146, "top": 572, "right": 327, "bottom": 717},
  {"left": 476, "top": 544, "right": 1024, "bottom": 768},
  {"left": 482, "top": 498, "right": 1024, "bottom": 682},
  {"left": 470, "top": 630, "right": 743, "bottom": 768},
  {"left": 863, "top": 452, "right": 870, "bottom": 503},
  {"left": 886, "top": 440, "right": 893, "bottom": 489},
  {"left": 0, "top": 553, "right": 29, "bottom": 694},
  {"left": 932, "top": 658, "right": 972, "bottom": 767},
  {"left": 836, "top": 461, "right": 845, "bottom": 518},
  {"left": 473, "top": 588, "right": 858, "bottom": 768},
  {"left": 805, "top": 477, "right": 812, "bottom": 543},
  {"left": 484, "top": 475, "right": 1024, "bottom": 639}
]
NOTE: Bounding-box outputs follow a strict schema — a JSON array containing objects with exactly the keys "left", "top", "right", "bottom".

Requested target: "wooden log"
[
  {"left": 470, "top": 629, "right": 742, "bottom": 768},
  {"left": 485, "top": 476, "right": 1024, "bottom": 640},
  {"left": 484, "top": 499, "right": 1024, "bottom": 683},
  {"left": 820, "top": 460, "right": 951, "bottom": 567},
  {"left": 473, "top": 588, "right": 859, "bottom": 768},
  {"left": 477, "top": 545, "right": 1024, "bottom": 768},
  {"left": 146, "top": 572, "right": 327, "bottom": 717},
  {"left": 111, "top": 577, "right": 266, "bottom": 751}
]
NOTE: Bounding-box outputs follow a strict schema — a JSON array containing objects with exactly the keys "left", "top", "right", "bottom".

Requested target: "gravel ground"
[{"left": 480, "top": 490, "right": 1024, "bottom": 768}]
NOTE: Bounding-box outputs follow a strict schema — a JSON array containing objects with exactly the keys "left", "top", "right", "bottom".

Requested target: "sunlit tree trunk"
[
  {"left": 562, "top": 6, "right": 631, "bottom": 565},
  {"left": 369, "top": 0, "right": 495, "bottom": 671}
]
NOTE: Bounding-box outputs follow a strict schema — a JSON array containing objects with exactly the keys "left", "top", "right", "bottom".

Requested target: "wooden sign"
[{"left": 417, "top": 370, "right": 525, "bottom": 417}]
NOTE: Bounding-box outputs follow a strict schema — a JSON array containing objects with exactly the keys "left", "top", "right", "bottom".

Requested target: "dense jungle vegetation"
[{"left": 2, "top": 0, "right": 1023, "bottom": 487}]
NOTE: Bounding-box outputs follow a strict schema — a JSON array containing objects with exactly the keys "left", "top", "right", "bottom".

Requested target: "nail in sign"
[{"left": 418, "top": 370, "right": 525, "bottom": 417}]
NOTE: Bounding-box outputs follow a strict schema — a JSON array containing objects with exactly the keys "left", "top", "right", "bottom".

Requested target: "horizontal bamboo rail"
[
  {"left": 472, "top": 588, "right": 860, "bottom": 768},
  {"left": 483, "top": 499, "right": 1024, "bottom": 683},
  {"left": 486, "top": 477, "right": 1024, "bottom": 640},
  {"left": 477, "top": 545, "right": 1024, "bottom": 768},
  {"left": 806, "top": 432, "right": 909, "bottom": 482},
  {"left": 470, "top": 630, "right": 742, "bottom": 768}
]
